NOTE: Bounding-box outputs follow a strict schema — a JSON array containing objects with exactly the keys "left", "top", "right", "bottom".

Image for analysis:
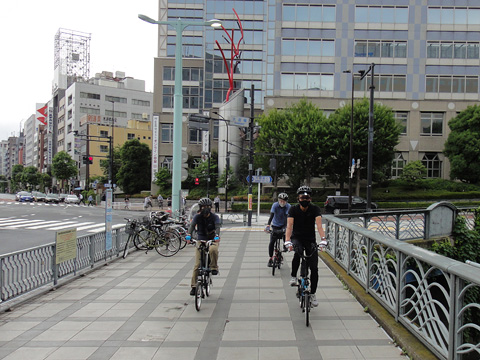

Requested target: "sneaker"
[
  {"left": 289, "top": 277, "right": 297, "bottom": 286},
  {"left": 190, "top": 287, "right": 196, "bottom": 296},
  {"left": 211, "top": 270, "right": 218, "bottom": 275},
  {"left": 267, "top": 258, "right": 273, "bottom": 267},
  {"left": 311, "top": 294, "right": 318, "bottom": 307}
]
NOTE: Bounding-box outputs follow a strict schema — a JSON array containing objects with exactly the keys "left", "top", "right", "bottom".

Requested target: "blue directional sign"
[
  {"left": 232, "top": 116, "right": 250, "bottom": 127},
  {"left": 246, "top": 175, "right": 272, "bottom": 183}
]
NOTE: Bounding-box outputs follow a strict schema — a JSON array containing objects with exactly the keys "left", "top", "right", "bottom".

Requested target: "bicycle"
[
  {"left": 123, "top": 217, "right": 181, "bottom": 259},
  {"left": 189, "top": 238, "right": 216, "bottom": 311},
  {"left": 289, "top": 240, "right": 328, "bottom": 327},
  {"left": 268, "top": 228, "right": 286, "bottom": 276}
]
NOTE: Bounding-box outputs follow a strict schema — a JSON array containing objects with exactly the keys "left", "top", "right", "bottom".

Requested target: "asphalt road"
[{"left": 0, "top": 193, "right": 148, "bottom": 255}]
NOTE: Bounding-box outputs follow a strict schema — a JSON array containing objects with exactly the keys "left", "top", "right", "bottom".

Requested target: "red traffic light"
[
  {"left": 88, "top": 156, "right": 93, "bottom": 161},
  {"left": 195, "top": 177, "right": 199, "bottom": 185}
]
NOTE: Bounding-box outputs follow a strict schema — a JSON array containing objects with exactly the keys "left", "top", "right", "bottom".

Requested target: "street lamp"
[
  {"left": 359, "top": 63, "right": 375, "bottom": 212},
  {"left": 212, "top": 111, "right": 230, "bottom": 213},
  {"left": 139, "top": 14, "right": 221, "bottom": 215},
  {"left": 343, "top": 70, "right": 354, "bottom": 212},
  {"left": 107, "top": 100, "right": 115, "bottom": 187}
]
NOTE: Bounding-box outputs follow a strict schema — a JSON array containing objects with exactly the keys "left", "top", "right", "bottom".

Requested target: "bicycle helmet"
[
  {"left": 198, "top": 198, "right": 213, "bottom": 207},
  {"left": 297, "top": 185, "right": 312, "bottom": 196},
  {"left": 278, "top": 193, "right": 288, "bottom": 201}
]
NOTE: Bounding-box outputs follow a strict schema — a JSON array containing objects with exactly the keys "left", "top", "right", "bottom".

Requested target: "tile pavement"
[{"left": 0, "top": 230, "right": 408, "bottom": 360}]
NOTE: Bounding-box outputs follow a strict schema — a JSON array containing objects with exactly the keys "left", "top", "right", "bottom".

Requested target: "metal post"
[
  {"left": 224, "top": 123, "right": 229, "bottom": 213},
  {"left": 206, "top": 123, "right": 211, "bottom": 198},
  {"left": 348, "top": 72, "right": 354, "bottom": 212},
  {"left": 86, "top": 123, "right": 90, "bottom": 190},
  {"left": 247, "top": 84, "right": 255, "bottom": 226},
  {"left": 366, "top": 63, "right": 375, "bottom": 212}
]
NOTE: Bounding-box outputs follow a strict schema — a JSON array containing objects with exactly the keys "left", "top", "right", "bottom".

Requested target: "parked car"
[
  {"left": 59, "top": 193, "right": 69, "bottom": 202},
  {"left": 16, "top": 191, "right": 34, "bottom": 202},
  {"left": 45, "top": 193, "right": 60, "bottom": 203},
  {"left": 324, "top": 195, "right": 377, "bottom": 214},
  {"left": 32, "top": 191, "right": 47, "bottom": 202},
  {"left": 64, "top": 194, "right": 80, "bottom": 204}
]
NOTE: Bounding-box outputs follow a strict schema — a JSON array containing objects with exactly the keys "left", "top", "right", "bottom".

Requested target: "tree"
[
  {"left": 116, "top": 139, "right": 151, "bottom": 194},
  {"left": 11, "top": 164, "right": 24, "bottom": 191},
  {"left": 444, "top": 105, "right": 480, "bottom": 184},
  {"left": 255, "top": 98, "right": 330, "bottom": 189},
  {"left": 154, "top": 167, "right": 171, "bottom": 194},
  {"left": 51, "top": 151, "right": 78, "bottom": 191},
  {"left": 100, "top": 147, "right": 122, "bottom": 184},
  {"left": 400, "top": 160, "right": 427, "bottom": 187},
  {"left": 21, "top": 166, "right": 41, "bottom": 190},
  {"left": 326, "top": 98, "right": 402, "bottom": 190}
]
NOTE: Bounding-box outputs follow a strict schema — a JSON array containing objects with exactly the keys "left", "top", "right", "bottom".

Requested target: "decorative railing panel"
[{"left": 324, "top": 214, "right": 480, "bottom": 360}]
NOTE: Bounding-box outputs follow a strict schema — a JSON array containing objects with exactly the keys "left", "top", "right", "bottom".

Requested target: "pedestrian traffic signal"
[
  {"left": 88, "top": 156, "right": 93, "bottom": 164},
  {"left": 82, "top": 155, "right": 88, "bottom": 164},
  {"left": 195, "top": 177, "right": 199, "bottom": 185}
]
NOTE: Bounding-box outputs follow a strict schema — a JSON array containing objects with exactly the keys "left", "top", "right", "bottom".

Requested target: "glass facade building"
[{"left": 153, "top": 0, "right": 480, "bottom": 180}]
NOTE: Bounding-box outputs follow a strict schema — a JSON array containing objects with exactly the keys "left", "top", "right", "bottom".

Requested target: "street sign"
[
  {"left": 246, "top": 175, "right": 272, "bottom": 183},
  {"left": 232, "top": 116, "right": 249, "bottom": 127}
]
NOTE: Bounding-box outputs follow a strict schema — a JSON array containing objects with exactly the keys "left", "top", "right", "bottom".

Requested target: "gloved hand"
[
  {"left": 185, "top": 235, "right": 192, "bottom": 243},
  {"left": 284, "top": 241, "right": 293, "bottom": 251},
  {"left": 214, "top": 235, "right": 220, "bottom": 242}
]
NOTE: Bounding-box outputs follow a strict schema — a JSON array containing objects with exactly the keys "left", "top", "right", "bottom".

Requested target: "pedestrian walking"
[
  {"left": 124, "top": 196, "right": 130, "bottom": 209},
  {"left": 88, "top": 195, "right": 95, "bottom": 206},
  {"left": 214, "top": 195, "right": 220, "bottom": 212},
  {"left": 79, "top": 193, "right": 86, "bottom": 205}
]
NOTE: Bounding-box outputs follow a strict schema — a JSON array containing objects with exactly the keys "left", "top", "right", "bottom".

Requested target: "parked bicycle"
[
  {"left": 268, "top": 228, "right": 286, "bottom": 276},
  {"left": 123, "top": 217, "right": 181, "bottom": 258},
  {"left": 188, "top": 238, "right": 216, "bottom": 311},
  {"left": 288, "top": 240, "right": 328, "bottom": 327}
]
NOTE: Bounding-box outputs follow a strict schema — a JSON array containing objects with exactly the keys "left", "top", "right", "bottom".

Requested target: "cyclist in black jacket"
[
  {"left": 186, "top": 198, "right": 221, "bottom": 296},
  {"left": 285, "top": 186, "right": 326, "bottom": 307}
]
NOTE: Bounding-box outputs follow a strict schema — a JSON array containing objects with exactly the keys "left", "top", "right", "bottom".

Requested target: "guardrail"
[
  {"left": 323, "top": 213, "right": 479, "bottom": 360},
  {"left": 0, "top": 227, "right": 128, "bottom": 310}
]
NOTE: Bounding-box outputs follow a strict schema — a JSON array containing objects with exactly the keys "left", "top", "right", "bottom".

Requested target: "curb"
[{"left": 319, "top": 252, "right": 439, "bottom": 360}]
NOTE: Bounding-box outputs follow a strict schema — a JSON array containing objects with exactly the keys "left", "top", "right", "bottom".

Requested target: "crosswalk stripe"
[
  {"left": 47, "top": 222, "right": 79, "bottom": 230},
  {"left": 4, "top": 220, "right": 46, "bottom": 228},
  {"left": 76, "top": 223, "right": 103, "bottom": 230},
  {"left": 25, "top": 221, "right": 74, "bottom": 229},
  {"left": 0, "top": 219, "right": 29, "bottom": 225}
]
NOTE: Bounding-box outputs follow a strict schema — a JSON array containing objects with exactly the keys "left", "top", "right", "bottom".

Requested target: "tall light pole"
[
  {"left": 213, "top": 111, "right": 230, "bottom": 213},
  {"left": 107, "top": 100, "right": 115, "bottom": 186},
  {"left": 343, "top": 70, "right": 354, "bottom": 212},
  {"left": 139, "top": 14, "right": 221, "bottom": 216},
  {"left": 359, "top": 63, "right": 375, "bottom": 212}
]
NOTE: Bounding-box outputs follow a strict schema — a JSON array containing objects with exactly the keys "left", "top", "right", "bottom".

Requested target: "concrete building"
[{"left": 151, "top": 0, "right": 480, "bottom": 182}]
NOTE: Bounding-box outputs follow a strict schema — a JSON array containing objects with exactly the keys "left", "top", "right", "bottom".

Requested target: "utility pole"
[{"left": 247, "top": 84, "right": 255, "bottom": 226}]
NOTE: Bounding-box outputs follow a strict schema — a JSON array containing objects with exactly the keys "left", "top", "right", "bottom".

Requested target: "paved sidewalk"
[{"left": 0, "top": 230, "right": 407, "bottom": 360}]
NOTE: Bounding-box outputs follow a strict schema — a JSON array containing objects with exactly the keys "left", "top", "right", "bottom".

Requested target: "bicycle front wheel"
[
  {"left": 155, "top": 230, "right": 181, "bottom": 257},
  {"left": 195, "top": 280, "right": 202, "bottom": 311},
  {"left": 272, "top": 257, "right": 276, "bottom": 276},
  {"left": 305, "top": 293, "right": 310, "bottom": 327},
  {"left": 205, "top": 273, "right": 211, "bottom": 297}
]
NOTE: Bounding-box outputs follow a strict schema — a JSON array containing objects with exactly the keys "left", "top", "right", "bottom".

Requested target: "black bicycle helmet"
[
  {"left": 278, "top": 193, "right": 288, "bottom": 201},
  {"left": 198, "top": 198, "right": 213, "bottom": 207},
  {"left": 297, "top": 185, "right": 312, "bottom": 196}
]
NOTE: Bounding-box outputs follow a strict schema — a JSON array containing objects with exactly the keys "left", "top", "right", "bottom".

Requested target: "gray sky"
[{"left": 0, "top": 0, "right": 158, "bottom": 140}]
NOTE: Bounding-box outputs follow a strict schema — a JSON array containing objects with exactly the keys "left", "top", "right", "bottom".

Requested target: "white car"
[{"left": 64, "top": 194, "right": 80, "bottom": 204}]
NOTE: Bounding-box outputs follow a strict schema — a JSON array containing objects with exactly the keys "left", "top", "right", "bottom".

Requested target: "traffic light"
[
  {"left": 195, "top": 177, "right": 199, "bottom": 185},
  {"left": 82, "top": 155, "right": 88, "bottom": 164},
  {"left": 88, "top": 156, "right": 93, "bottom": 164},
  {"left": 269, "top": 158, "right": 277, "bottom": 172}
]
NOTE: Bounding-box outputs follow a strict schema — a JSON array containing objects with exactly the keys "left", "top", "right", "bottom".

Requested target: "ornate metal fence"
[
  {"left": 0, "top": 227, "right": 127, "bottom": 307},
  {"left": 324, "top": 214, "right": 480, "bottom": 360}
]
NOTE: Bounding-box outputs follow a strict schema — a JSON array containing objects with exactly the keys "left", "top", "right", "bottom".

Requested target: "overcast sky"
[{"left": 0, "top": 0, "right": 158, "bottom": 140}]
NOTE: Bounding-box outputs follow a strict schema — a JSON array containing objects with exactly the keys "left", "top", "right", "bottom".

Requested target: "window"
[
  {"left": 80, "top": 92, "right": 100, "bottom": 100},
  {"left": 161, "top": 124, "right": 173, "bottom": 143},
  {"left": 68, "top": 95, "right": 72, "bottom": 105},
  {"left": 67, "top": 124, "right": 72, "bottom": 133},
  {"left": 67, "top": 142, "right": 72, "bottom": 151},
  {"left": 100, "top": 130, "right": 109, "bottom": 138},
  {"left": 132, "top": 99, "right": 150, "bottom": 106},
  {"left": 163, "top": 85, "right": 203, "bottom": 109},
  {"left": 421, "top": 112, "right": 443, "bottom": 136},
  {"left": 105, "top": 96, "right": 127, "bottom": 104},
  {"left": 422, "top": 153, "right": 442, "bottom": 178},
  {"left": 428, "top": 41, "right": 479, "bottom": 59},
  {"left": 189, "top": 128, "right": 202, "bottom": 144},
  {"left": 100, "top": 145, "right": 108, "bottom": 153},
  {"left": 355, "top": 40, "right": 407, "bottom": 58},
  {"left": 355, "top": 6, "right": 408, "bottom": 24},
  {"left": 79, "top": 107, "right": 100, "bottom": 115},
  {"left": 127, "top": 133, "right": 135, "bottom": 140},
  {"left": 426, "top": 76, "right": 478, "bottom": 94},
  {"left": 282, "top": 4, "right": 336, "bottom": 22},
  {"left": 354, "top": 74, "right": 406, "bottom": 92},
  {"left": 132, "top": 113, "right": 149, "bottom": 120},
  {"left": 105, "top": 110, "right": 127, "bottom": 118},
  {"left": 282, "top": 39, "right": 335, "bottom": 57},
  {"left": 281, "top": 73, "right": 334, "bottom": 91},
  {"left": 162, "top": 157, "right": 173, "bottom": 171},
  {"left": 428, "top": 7, "right": 480, "bottom": 25},
  {"left": 391, "top": 153, "right": 405, "bottom": 178},
  {"left": 394, "top": 112, "right": 408, "bottom": 134},
  {"left": 68, "top": 109, "right": 72, "bottom": 119}
]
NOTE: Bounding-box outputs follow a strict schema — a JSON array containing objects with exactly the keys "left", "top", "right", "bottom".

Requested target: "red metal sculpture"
[{"left": 215, "top": 8, "right": 244, "bottom": 102}]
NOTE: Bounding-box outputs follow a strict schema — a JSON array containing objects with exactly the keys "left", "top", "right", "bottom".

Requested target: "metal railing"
[
  {"left": 0, "top": 227, "right": 128, "bottom": 308},
  {"left": 323, "top": 213, "right": 480, "bottom": 360}
]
